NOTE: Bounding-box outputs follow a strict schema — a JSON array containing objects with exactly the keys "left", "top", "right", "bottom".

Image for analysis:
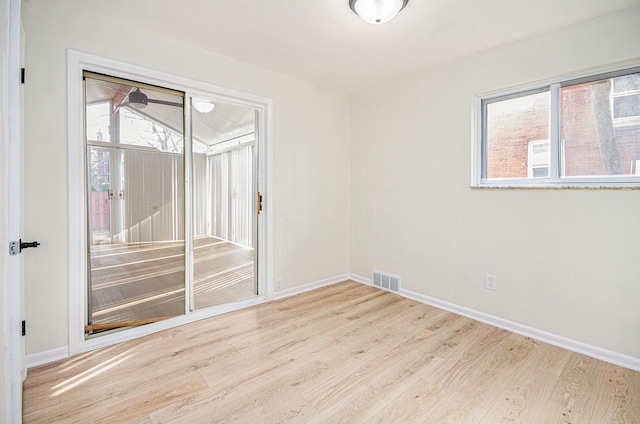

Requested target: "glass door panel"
[
  {"left": 191, "top": 98, "right": 258, "bottom": 309},
  {"left": 88, "top": 147, "right": 113, "bottom": 245},
  {"left": 84, "top": 73, "right": 186, "bottom": 335}
]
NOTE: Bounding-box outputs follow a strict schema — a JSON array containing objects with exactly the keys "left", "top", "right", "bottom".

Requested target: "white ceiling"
[{"left": 99, "top": 0, "right": 640, "bottom": 92}]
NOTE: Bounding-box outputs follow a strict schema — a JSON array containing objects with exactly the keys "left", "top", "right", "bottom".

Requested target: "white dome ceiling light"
[
  {"left": 193, "top": 99, "right": 215, "bottom": 113},
  {"left": 349, "top": 0, "right": 409, "bottom": 25}
]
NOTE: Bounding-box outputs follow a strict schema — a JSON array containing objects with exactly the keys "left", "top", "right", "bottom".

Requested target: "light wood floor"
[
  {"left": 89, "top": 236, "right": 255, "bottom": 326},
  {"left": 23, "top": 281, "right": 639, "bottom": 423}
]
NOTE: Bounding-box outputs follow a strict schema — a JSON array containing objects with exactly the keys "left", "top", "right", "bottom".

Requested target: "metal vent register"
[{"left": 372, "top": 270, "right": 400, "bottom": 293}]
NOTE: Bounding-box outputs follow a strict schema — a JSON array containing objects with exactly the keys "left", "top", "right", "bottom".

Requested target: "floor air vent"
[{"left": 372, "top": 270, "right": 400, "bottom": 293}]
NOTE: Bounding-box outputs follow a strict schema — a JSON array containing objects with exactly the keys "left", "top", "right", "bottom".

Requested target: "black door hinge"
[
  {"left": 21, "top": 320, "right": 26, "bottom": 336},
  {"left": 21, "top": 68, "right": 25, "bottom": 84}
]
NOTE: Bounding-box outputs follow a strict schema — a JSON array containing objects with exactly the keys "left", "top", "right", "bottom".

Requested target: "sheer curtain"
[
  {"left": 192, "top": 153, "right": 209, "bottom": 236},
  {"left": 208, "top": 145, "right": 254, "bottom": 247},
  {"left": 114, "top": 144, "right": 253, "bottom": 246},
  {"left": 119, "top": 149, "right": 184, "bottom": 243}
]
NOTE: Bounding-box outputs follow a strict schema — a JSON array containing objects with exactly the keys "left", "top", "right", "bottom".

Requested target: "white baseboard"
[
  {"left": 347, "top": 273, "right": 372, "bottom": 286},
  {"left": 350, "top": 274, "right": 640, "bottom": 372},
  {"left": 25, "top": 346, "right": 69, "bottom": 369},
  {"left": 273, "top": 273, "right": 351, "bottom": 300}
]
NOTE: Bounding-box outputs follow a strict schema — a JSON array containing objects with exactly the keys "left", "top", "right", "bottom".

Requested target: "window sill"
[{"left": 471, "top": 184, "right": 640, "bottom": 190}]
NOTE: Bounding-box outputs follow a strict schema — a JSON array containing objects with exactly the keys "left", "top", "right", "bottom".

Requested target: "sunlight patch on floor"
[{"left": 51, "top": 349, "right": 135, "bottom": 397}]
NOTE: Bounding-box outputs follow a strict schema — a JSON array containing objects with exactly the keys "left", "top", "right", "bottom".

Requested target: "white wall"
[
  {"left": 22, "top": 0, "right": 350, "bottom": 355},
  {"left": 350, "top": 7, "right": 640, "bottom": 359}
]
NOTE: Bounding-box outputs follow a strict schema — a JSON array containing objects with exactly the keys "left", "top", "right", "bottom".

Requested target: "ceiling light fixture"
[
  {"left": 128, "top": 88, "right": 148, "bottom": 109},
  {"left": 193, "top": 99, "right": 215, "bottom": 113},
  {"left": 349, "top": 0, "right": 409, "bottom": 25},
  {"left": 121, "top": 87, "right": 183, "bottom": 109}
]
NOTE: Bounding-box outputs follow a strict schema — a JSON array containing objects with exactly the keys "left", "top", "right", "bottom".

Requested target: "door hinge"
[
  {"left": 257, "top": 192, "right": 263, "bottom": 214},
  {"left": 21, "top": 68, "right": 25, "bottom": 84},
  {"left": 22, "top": 320, "right": 26, "bottom": 336}
]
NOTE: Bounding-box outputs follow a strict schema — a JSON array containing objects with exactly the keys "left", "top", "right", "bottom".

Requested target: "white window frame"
[
  {"left": 473, "top": 63, "right": 640, "bottom": 188},
  {"left": 68, "top": 50, "right": 274, "bottom": 356}
]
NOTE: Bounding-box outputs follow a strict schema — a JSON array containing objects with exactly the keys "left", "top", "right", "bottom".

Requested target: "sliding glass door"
[
  {"left": 84, "top": 73, "right": 186, "bottom": 334},
  {"left": 191, "top": 99, "right": 258, "bottom": 309},
  {"left": 83, "top": 72, "right": 260, "bottom": 337}
]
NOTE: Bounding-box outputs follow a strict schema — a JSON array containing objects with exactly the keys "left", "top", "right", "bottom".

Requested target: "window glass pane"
[
  {"left": 561, "top": 78, "right": 640, "bottom": 177},
  {"left": 193, "top": 139, "right": 208, "bottom": 154},
  {"left": 86, "top": 102, "right": 111, "bottom": 142},
  {"left": 88, "top": 148, "right": 111, "bottom": 244},
  {"left": 613, "top": 94, "right": 640, "bottom": 119},
  {"left": 120, "top": 107, "right": 184, "bottom": 153},
  {"left": 528, "top": 140, "right": 549, "bottom": 178},
  {"left": 612, "top": 73, "right": 640, "bottom": 93},
  {"left": 84, "top": 76, "right": 185, "bottom": 153},
  {"left": 485, "top": 91, "right": 550, "bottom": 179},
  {"left": 532, "top": 167, "right": 549, "bottom": 178}
]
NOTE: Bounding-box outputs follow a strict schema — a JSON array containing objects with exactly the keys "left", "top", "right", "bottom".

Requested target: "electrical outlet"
[
  {"left": 275, "top": 279, "right": 284, "bottom": 291},
  {"left": 485, "top": 274, "right": 497, "bottom": 291}
]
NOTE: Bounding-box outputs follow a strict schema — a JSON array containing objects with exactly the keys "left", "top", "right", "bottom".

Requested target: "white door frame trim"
[
  {"left": 67, "top": 49, "right": 273, "bottom": 356},
  {"left": 2, "top": 0, "right": 23, "bottom": 421}
]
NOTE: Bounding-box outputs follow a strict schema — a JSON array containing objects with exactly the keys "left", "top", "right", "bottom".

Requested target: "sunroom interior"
[{"left": 84, "top": 74, "right": 258, "bottom": 333}]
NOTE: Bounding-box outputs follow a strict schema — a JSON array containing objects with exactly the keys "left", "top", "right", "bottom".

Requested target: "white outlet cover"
[{"left": 485, "top": 274, "right": 497, "bottom": 291}]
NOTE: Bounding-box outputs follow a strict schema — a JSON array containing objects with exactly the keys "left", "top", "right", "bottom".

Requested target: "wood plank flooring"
[
  {"left": 23, "top": 281, "right": 640, "bottom": 423},
  {"left": 89, "top": 236, "right": 255, "bottom": 326}
]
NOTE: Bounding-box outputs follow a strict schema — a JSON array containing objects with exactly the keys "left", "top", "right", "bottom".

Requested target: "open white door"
[{"left": 2, "top": 0, "right": 24, "bottom": 421}]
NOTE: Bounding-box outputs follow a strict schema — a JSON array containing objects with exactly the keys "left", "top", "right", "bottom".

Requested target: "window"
[
  {"left": 611, "top": 73, "right": 640, "bottom": 124},
  {"left": 86, "top": 101, "right": 111, "bottom": 142},
  {"left": 484, "top": 90, "right": 549, "bottom": 180},
  {"left": 477, "top": 65, "right": 640, "bottom": 187},
  {"left": 528, "top": 140, "right": 549, "bottom": 178}
]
